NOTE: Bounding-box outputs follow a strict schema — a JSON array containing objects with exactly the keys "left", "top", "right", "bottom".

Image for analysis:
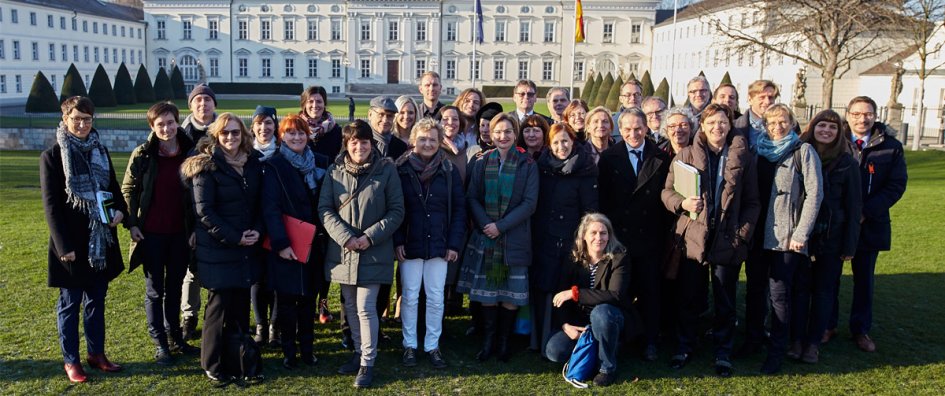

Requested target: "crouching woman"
[{"left": 545, "top": 213, "right": 634, "bottom": 387}]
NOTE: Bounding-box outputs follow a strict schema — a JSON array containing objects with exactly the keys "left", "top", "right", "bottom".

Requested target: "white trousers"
[{"left": 399, "top": 257, "right": 448, "bottom": 351}]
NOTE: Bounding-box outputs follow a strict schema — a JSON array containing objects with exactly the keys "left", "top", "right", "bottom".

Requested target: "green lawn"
[{"left": 1, "top": 150, "right": 943, "bottom": 394}]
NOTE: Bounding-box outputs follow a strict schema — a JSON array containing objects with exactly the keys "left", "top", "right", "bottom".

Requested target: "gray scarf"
[
  {"left": 280, "top": 144, "right": 324, "bottom": 193},
  {"left": 56, "top": 122, "right": 114, "bottom": 271},
  {"left": 254, "top": 139, "right": 277, "bottom": 161}
]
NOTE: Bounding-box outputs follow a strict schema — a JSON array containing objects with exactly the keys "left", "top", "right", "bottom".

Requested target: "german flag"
[{"left": 575, "top": 0, "right": 585, "bottom": 43}]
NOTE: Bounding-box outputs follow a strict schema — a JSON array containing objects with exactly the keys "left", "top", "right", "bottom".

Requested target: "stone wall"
[{"left": 0, "top": 128, "right": 151, "bottom": 152}]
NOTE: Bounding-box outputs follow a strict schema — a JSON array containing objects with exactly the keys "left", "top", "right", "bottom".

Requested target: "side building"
[{"left": 0, "top": 0, "right": 145, "bottom": 106}]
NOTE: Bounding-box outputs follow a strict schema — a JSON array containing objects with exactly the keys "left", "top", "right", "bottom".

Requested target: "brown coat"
[{"left": 661, "top": 133, "right": 760, "bottom": 274}]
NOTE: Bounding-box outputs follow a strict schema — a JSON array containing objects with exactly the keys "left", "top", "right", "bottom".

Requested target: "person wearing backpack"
[
  {"left": 544, "top": 213, "right": 634, "bottom": 387},
  {"left": 796, "top": 110, "right": 862, "bottom": 364},
  {"left": 754, "top": 104, "right": 824, "bottom": 375}
]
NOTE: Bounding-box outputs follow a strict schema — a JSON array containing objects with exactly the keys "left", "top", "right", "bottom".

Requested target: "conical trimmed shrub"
[
  {"left": 60, "top": 64, "right": 88, "bottom": 103},
  {"left": 134, "top": 64, "right": 156, "bottom": 103},
  {"left": 26, "top": 71, "right": 60, "bottom": 113},
  {"left": 654, "top": 78, "right": 670, "bottom": 104},
  {"left": 170, "top": 66, "right": 186, "bottom": 99},
  {"left": 113, "top": 63, "right": 136, "bottom": 105},
  {"left": 580, "top": 73, "right": 597, "bottom": 103},
  {"left": 154, "top": 67, "right": 174, "bottom": 101},
  {"left": 641, "top": 71, "right": 654, "bottom": 97},
  {"left": 719, "top": 71, "right": 732, "bottom": 86},
  {"left": 593, "top": 72, "right": 614, "bottom": 109},
  {"left": 605, "top": 74, "right": 624, "bottom": 112},
  {"left": 88, "top": 64, "right": 117, "bottom": 107}
]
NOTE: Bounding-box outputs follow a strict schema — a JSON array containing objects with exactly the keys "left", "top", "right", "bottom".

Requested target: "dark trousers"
[
  {"left": 276, "top": 292, "right": 316, "bottom": 360},
  {"left": 828, "top": 249, "right": 879, "bottom": 334},
  {"left": 251, "top": 283, "right": 277, "bottom": 327},
  {"left": 545, "top": 304, "right": 625, "bottom": 374},
  {"left": 801, "top": 253, "right": 843, "bottom": 346},
  {"left": 142, "top": 232, "right": 189, "bottom": 345},
  {"left": 631, "top": 254, "right": 661, "bottom": 345},
  {"left": 743, "top": 247, "right": 770, "bottom": 344},
  {"left": 529, "top": 291, "right": 553, "bottom": 355},
  {"left": 57, "top": 280, "right": 108, "bottom": 364},
  {"left": 675, "top": 258, "right": 740, "bottom": 360},
  {"left": 767, "top": 251, "right": 809, "bottom": 357},
  {"left": 201, "top": 288, "right": 250, "bottom": 376}
]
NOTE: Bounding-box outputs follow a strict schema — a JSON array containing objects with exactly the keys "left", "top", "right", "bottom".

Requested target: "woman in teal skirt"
[{"left": 457, "top": 112, "right": 539, "bottom": 362}]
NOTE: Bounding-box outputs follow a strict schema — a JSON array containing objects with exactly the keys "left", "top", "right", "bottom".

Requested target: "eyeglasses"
[
  {"left": 69, "top": 116, "right": 93, "bottom": 124},
  {"left": 221, "top": 128, "right": 242, "bottom": 137},
  {"left": 620, "top": 93, "right": 643, "bottom": 99},
  {"left": 493, "top": 129, "right": 516, "bottom": 135},
  {"left": 766, "top": 121, "right": 791, "bottom": 128},
  {"left": 689, "top": 89, "right": 710, "bottom": 95},
  {"left": 848, "top": 112, "right": 876, "bottom": 120},
  {"left": 667, "top": 123, "right": 690, "bottom": 130},
  {"left": 645, "top": 110, "right": 665, "bottom": 118},
  {"left": 515, "top": 91, "right": 536, "bottom": 98}
]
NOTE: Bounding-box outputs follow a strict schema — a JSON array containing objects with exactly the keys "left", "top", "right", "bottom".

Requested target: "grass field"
[{"left": 1, "top": 149, "right": 943, "bottom": 394}]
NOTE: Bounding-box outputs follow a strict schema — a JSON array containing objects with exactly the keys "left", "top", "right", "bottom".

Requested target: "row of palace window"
[
  {"left": 0, "top": 6, "right": 141, "bottom": 39},
  {"left": 0, "top": 40, "right": 141, "bottom": 66},
  {"left": 654, "top": 44, "right": 802, "bottom": 71},
  {"left": 155, "top": 17, "right": 643, "bottom": 45}
]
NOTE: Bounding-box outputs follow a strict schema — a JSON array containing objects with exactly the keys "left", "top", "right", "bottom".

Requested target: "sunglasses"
[{"left": 221, "top": 128, "right": 242, "bottom": 137}]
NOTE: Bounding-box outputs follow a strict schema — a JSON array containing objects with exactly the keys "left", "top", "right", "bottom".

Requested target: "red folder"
[{"left": 262, "top": 214, "right": 317, "bottom": 264}]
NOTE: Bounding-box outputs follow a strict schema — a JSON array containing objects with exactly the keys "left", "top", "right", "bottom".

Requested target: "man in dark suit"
[
  {"left": 509, "top": 79, "right": 554, "bottom": 125},
  {"left": 598, "top": 107, "right": 671, "bottom": 362},
  {"left": 367, "top": 95, "right": 408, "bottom": 160}
]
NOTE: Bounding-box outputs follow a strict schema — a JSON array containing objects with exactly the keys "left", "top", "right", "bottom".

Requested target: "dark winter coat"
[
  {"left": 181, "top": 146, "right": 264, "bottom": 290},
  {"left": 465, "top": 149, "right": 540, "bottom": 267},
  {"left": 121, "top": 131, "right": 195, "bottom": 272},
  {"left": 531, "top": 145, "right": 599, "bottom": 292},
  {"left": 662, "top": 133, "right": 760, "bottom": 267},
  {"left": 181, "top": 113, "right": 213, "bottom": 147},
  {"left": 318, "top": 152, "right": 405, "bottom": 285},
  {"left": 261, "top": 150, "right": 329, "bottom": 296},
  {"left": 41, "top": 141, "right": 126, "bottom": 289},
  {"left": 394, "top": 156, "right": 467, "bottom": 260},
  {"left": 311, "top": 123, "right": 343, "bottom": 162},
  {"left": 809, "top": 152, "right": 862, "bottom": 258},
  {"left": 599, "top": 140, "right": 672, "bottom": 256},
  {"left": 851, "top": 122, "right": 908, "bottom": 251},
  {"left": 554, "top": 253, "right": 641, "bottom": 339}
]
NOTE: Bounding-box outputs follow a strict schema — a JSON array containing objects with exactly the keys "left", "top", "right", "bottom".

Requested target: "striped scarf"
[{"left": 482, "top": 149, "right": 519, "bottom": 286}]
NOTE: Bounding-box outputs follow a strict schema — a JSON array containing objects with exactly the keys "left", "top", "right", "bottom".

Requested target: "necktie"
[
  {"left": 856, "top": 139, "right": 865, "bottom": 151},
  {"left": 630, "top": 150, "right": 643, "bottom": 175}
]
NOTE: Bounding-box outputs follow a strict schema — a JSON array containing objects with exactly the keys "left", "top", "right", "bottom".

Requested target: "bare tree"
[
  {"left": 890, "top": 0, "right": 945, "bottom": 150},
  {"left": 697, "top": 0, "right": 896, "bottom": 108}
]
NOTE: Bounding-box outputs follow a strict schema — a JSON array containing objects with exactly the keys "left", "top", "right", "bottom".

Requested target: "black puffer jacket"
[
  {"left": 181, "top": 146, "right": 264, "bottom": 290},
  {"left": 850, "top": 122, "right": 908, "bottom": 251},
  {"left": 531, "top": 145, "right": 599, "bottom": 292}
]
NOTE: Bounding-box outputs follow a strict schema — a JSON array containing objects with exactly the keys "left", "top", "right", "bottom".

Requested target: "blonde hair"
[
  {"left": 763, "top": 103, "right": 796, "bottom": 132},
  {"left": 571, "top": 213, "right": 625, "bottom": 264},
  {"left": 409, "top": 118, "right": 443, "bottom": 146},
  {"left": 747, "top": 80, "right": 779, "bottom": 100},
  {"left": 208, "top": 112, "right": 254, "bottom": 154}
]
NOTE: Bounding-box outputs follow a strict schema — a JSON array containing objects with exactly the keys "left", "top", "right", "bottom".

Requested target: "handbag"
[{"left": 562, "top": 325, "right": 599, "bottom": 389}]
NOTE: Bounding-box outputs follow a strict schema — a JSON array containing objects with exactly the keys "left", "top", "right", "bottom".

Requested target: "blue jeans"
[
  {"left": 545, "top": 304, "right": 625, "bottom": 374},
  {"left": 57, "top": 280, "right": 109, "bottom": 364}
]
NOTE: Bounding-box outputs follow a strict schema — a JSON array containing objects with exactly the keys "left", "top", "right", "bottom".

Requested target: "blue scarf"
[
  {"left": 279, "top": 144, "right": 324, "bottom": 193},
  {"left": 757, "top": 131, "right": 799, "bottom": 162}
]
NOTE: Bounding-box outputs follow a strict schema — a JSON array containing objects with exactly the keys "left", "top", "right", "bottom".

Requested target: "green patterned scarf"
[{"left": 482, "top": 149, "right": 519, "bottom": 286}]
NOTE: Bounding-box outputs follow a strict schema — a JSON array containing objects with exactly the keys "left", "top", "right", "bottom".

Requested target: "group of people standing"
[{"left": 41, "top": 71, "right": 906, "bottom": 389}]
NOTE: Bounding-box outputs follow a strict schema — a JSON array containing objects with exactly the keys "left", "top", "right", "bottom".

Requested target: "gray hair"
[
  {"left": 642, "top": 96, "right": 666, "bottom": 110},
  {"left": 687, "top": 75, "right": 710, "bottom": 90},
  {"left": 546, "top": 87, "right": 570, "bottom": 100},
  {"left": 617, "top": 107, "right": 647, "bottom": 126},
  {"left": 659, "top": 106, "right": 695, "bottom": 136},
  {"left": 571, "top": 213, "right": 626, "bottom": 264}
]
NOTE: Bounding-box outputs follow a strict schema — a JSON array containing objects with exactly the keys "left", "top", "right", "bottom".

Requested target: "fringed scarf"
[
  {"left": 482, "top": 149, "right": 519, "bottom": 286},
  {"left": 303, "top": 111, "right": 337, "bottom": 143},
  {"left": 56, "top": 123, "right": 114, "bottom": 271},
  {"left": 280, "top": 144, "right": 324, "bottom": 193}
]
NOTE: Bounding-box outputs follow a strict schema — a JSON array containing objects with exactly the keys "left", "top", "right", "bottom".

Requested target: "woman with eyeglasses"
[
  {"left": 662, "top": 103, "right": 759, "bottom": 378},
  {"left": 562, "top": 99, "right": 589, "bottom": 141},
  {"left": 42, "top": 96, "right": 127, "bottom": 383},
  {"left": 458, "top": 113, "right": 539, "bottom": 363},
  {"left": 181, "top": 113, "right": 264, "bottom": 386},
  {"left": 755, "top": 104, "right": 823, "bottom": 375}
]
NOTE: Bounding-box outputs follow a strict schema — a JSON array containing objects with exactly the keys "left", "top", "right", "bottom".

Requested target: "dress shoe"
[
  {"left": 154, "top": 347, "right": 173, "bottom": 366},
  {"left": 714, "top": 358, "right": 734, "bottom": 378},
  {"left": 643, "top": 344, "right": 658, "bottom": 362},
  {"left": 283, "top": 357, "right": 297, "bottom": 370},
  {"left": 854, "top": 334, "right": 876, "bottom": 352},
  {"left": 760, "top": 355, "right": 782, "bottom": 375},
  {"left": 205, "top": 371, "right": 230, "bottom": 388},
  {"left": 402, "top": 347, "right": 417, "bottom": 367},
  {"left": 87, "top": 353, "right": 123, "bottom": 372},
  {"left": 786, "top": 341, "right": 803, "bottom": 360},
  {"left": 801, "top": 344, "right": 819, "bottom": 364},
  {"left": 253, "top": 324, "right": 268, "bottom": 344},
  {"left": 64, "top": 363, "right": 88, "bottom": 383},
  {"left": 428, "top": 349, "right": 448, "bottom": 369},
  {"left": 301, "top": 354, "right": 318, "bottom": 366},
  {"left": 669, "top": 353, "right": 691, "bottom": 369},
  {"left": 821, "top": 328, "right": 837, "bottom": 344},
  {"left": 169, "top": 338, "right": 200, "bottom": 355},
  {"left": 353, "top": 365, "right": 373, "bottom": 388},
  {"left": 593, "top": 371, "right": 617, "bottom": 387}
]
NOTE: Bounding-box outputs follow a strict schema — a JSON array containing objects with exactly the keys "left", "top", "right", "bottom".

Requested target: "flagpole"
[
  {"left": 569, "top": 33, "right": 576, "bottom": 97},
  {"left": 473, "top": 26, "right": 478, "bottom": 89},
  {"left": 669, "top": 0, "right": 678, "bottom": 104}
]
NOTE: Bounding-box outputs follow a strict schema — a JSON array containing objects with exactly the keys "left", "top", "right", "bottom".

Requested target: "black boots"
[
  {"left": 475, "top": 306, "right": 518, "bottom": 362},
  {"left": 254, "top": 324, "right": 268, "bottom": 344},
  {"left": 496, "top": 307, "right": 518, "bottom": 362},
  {"left": 476, "top": 306, "right": 497, "bottom": 361},
  {"left": 268, "top": 324, "right": 281, "bottom": 348},
  {"left": 181, "top": 317, "right": 199, "bottom": 341}
]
